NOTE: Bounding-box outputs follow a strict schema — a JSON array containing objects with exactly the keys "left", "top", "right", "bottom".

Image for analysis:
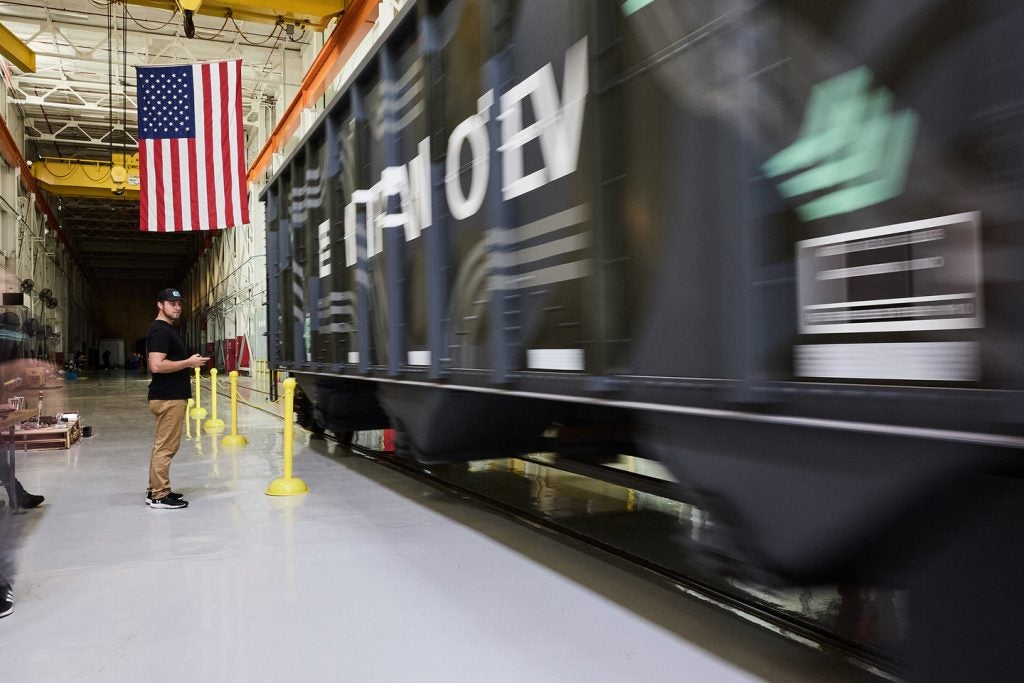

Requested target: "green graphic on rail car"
[
  {"left": 622, "top": 0, "right": 657, "bottom": 16},
  {"left": 763, "top": 67, "right": 918, "bottom": 221}
]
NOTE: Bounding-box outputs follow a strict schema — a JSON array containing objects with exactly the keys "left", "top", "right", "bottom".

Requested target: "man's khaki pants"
[{"left": 149, "top": 399, "right": 187, "bottom": 499}]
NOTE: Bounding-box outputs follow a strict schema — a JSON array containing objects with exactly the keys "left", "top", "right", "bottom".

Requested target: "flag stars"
[{"left": 138, "top": 62, "right": 234, "bottom": 140}]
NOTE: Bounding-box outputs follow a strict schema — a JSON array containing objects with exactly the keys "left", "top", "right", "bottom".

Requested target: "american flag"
[{"left": 136, "top": 59, "right": 249, "bottom": 231}]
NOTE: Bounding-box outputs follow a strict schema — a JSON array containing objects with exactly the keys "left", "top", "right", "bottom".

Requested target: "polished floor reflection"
[
  {"left": 435, "top": 455, "right": 906, "bottom": 655},
  {"left": 0, "top": 372, "right": 878, "bottom": 681}
]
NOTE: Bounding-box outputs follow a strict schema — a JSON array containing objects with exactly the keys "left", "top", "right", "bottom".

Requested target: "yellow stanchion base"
[
  {"left": 190, "top": 407, "right": 208, "bottom": 420},
  {"left": 221, "top": 434, "right": 248, "bottom": 446},
  {"left": 266, "top": 477, "right": 309, "bottom": 496},
  {"left": 203, "top": 418, "right": 226, "bottom": 433}
]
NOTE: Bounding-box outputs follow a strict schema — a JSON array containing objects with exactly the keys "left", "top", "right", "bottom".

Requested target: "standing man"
[{"left": 146, "top": 288, "right": 209, "bottom": 509}]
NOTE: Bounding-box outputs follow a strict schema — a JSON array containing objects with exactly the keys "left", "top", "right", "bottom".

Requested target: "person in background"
[
  {"left": 1, "top": 456, "right": 45, "bottom": 619},
  {"left": 0, "top": 476, "right": 43, "bottom": 510},
  {"left": 0, "top": 471, "right": 44, "bottom": 619},
  {"left": 145, "top": 288, "right": 208, "bottom": 510},
  {"left": 0, "top": 520, "right": 12, "bottom": 618},
  {"left": 0, "top": 344, "right": 48, "bottom": 619}
]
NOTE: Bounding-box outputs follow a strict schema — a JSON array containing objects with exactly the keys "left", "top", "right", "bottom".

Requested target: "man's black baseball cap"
[{"left": 156, "top": 288, "right": 184, "bottom": 302}]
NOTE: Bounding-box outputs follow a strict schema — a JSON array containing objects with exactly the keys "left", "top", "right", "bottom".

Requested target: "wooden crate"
[
  {"left": 13, "top": 419, "right": 81, "bottom": 451},
  {"left": 25, "top": 367, "right": 47, "bottom": 387}
]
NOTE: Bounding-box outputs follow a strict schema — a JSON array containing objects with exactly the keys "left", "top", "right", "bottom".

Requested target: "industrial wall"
[{"left": 0, "top": 73, "right": 100, "bottom": 360}]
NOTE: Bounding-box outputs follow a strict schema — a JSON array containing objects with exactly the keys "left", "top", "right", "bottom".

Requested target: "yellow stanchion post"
[
  {"left": 222, "top": 370, "right": 248, "bottom": 446},
  {"left": 203, "top": 368, "right": 225, "bottom": 433},
  {"left": 190, "top": 367, "right": 208, "bottom": 419},
  {"left": 185, "top": 398, "right": 194, "bottom": 438},
  {"left": 266, "top": 378, "right": 309, "bottom": 496}
]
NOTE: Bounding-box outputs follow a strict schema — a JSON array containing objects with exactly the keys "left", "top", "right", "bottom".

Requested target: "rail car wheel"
[
  {"left": 294, "top": 386, "right": 326, "bottom": 438},
  {"left": 332, "top": 430, "right": 354, "bottom": 446}
]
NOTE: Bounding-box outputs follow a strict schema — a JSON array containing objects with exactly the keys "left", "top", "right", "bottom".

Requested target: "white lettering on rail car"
[{"left": 343, "top": 37, "right": 590, "bottom": 268}]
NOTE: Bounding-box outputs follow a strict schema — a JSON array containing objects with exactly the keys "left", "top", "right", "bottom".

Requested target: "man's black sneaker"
[
  {"left": 145, "top": 490, "right": 184, "bottom": 506},
  {"left": 149, "top": 495, "right": 188, "bottom": 509},
  {"left": 17, "top": 492, "right": 44, "bottom": 509},
  {"left": 15, "top": 480, "right": 44, "bottom": 509},
  {"left": 0, "top": 584, "right": 13, "bottom": 618}
]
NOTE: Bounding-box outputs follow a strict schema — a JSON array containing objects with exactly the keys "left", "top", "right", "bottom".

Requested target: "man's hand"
[{"left": 186, "top": 354, "right": 210, "bottom": 368}]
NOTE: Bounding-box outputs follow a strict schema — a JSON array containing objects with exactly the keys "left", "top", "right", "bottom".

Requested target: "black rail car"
[{"left": 264, "top": 0, "right": 1024, "bottom": 657}]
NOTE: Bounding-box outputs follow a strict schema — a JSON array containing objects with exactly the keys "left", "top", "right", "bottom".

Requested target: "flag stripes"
[{"left": 137, "top": 59, "right": 248, "bottom": 232}]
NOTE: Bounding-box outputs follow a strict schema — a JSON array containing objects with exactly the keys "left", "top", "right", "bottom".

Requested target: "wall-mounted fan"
[
  {"left": 19, "top": 278, "right": 34, "bottom": 294},
  {"left": 0, "top": 311, "right": 19, "bottom": 329},
  {"left": 38, "top": 288, "right": 58, "bottom": 309}
]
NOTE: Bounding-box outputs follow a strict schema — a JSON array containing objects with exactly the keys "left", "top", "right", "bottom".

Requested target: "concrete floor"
[{"left": 0, "top": 371, "right": 880, "bottom": 682}]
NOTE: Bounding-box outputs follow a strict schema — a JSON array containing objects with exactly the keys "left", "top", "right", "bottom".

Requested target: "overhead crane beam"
[
  {"left": 128, "top": 0, "right": 347, "bottom": 31},
  {"left": 0, "top": 22, "right": 36, "bottom": 73},
  {"left": 30, "top": 156, "right": 140, "bottom": 200}
]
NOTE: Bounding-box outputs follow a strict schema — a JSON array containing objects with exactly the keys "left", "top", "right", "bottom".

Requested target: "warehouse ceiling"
[{"left": 0, "top": 0, "right": 341, "bottom": 292}]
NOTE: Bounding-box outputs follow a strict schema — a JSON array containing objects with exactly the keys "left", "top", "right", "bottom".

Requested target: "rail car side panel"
[
  {"left": 264, "top": 0, "right": 1024, "bottom": 428},
  {"left": 263, "top": 0, "right": 1024, "bottom": 580}
]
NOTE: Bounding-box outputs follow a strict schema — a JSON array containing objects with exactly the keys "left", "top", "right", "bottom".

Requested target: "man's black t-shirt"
[{"left": 147, "top": 320, "right": 192, "bottom": 400}]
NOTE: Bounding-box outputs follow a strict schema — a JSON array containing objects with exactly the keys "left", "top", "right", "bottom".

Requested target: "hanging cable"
[
  {"left": 122, "top": 0, "right": 128, "bottom": 164},
  {"left": 34, "top": 158, "right": 78, "bottom": 179},
  {"left": 124, "top": 4, "right": 179, "bottom": 31},
  {"left": 80, "top": 163, "right": 113, "bottom": 182},
  {"left": 192, "top": 14, "right": 231, "bottom": 41},
  {"left": 107, "top": 0, "right": 113, "bottom": 168},
  {"left": 230, "top": 12, "right": 286, "bottom": 46},
  {"left": 257, "top": 24, "right": 285, "bottom": 77}
]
